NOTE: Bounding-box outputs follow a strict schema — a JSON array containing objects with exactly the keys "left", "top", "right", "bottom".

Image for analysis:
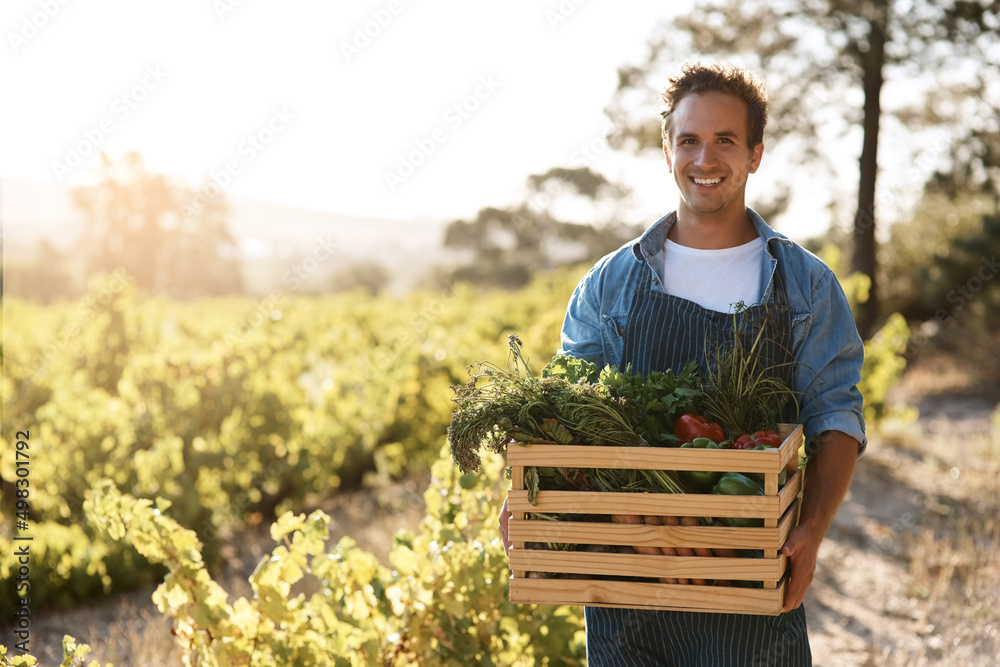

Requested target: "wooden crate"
[{"left": 506, "top": 423, "right": 804, "bottom": 615}]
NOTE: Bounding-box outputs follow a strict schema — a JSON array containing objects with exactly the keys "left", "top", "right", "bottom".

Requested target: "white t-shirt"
[{"left": 661, "top": 237, "right": 763, "bottom": 313}]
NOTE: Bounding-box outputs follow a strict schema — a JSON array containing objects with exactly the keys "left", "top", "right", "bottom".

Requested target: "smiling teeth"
[{"left": 694, "top": 177, "right": 722, "bottom": 185}]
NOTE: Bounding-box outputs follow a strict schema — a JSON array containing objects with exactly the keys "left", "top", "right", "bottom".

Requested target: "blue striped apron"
[{"left": 584, "top": 261, "right": 811, "bottom": 666}]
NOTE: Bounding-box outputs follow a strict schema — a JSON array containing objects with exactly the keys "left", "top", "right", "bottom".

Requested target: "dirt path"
[{"left": 806, "top": 376, "right": 1000, "bottom": 666}]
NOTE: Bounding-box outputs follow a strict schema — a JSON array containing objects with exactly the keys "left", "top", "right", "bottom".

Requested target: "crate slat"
[
  {"left": 507, "top": 444, "right": 781, "bottom": 472},
  {"left": 509, "top": 549, "right": 786, "bottom": 581},
  {"left": 507, "top": 424, "right": 803, "bottom": 474},
  {"left": 510, "top": 467, "right": 799, "bottom": 519},
  {"left": 510, "top": 498, "right": 799, "bottom": 551},
  {"left": 509, "top": 577, "right": 787, "bottom": 615},
  {"left": 509, "top": 489, "right": 782, "bottom": 519}
]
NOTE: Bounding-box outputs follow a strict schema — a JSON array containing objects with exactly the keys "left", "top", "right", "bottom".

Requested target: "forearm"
[
  {"left": 780, "top": 429, "right": 857, "bottom": 611},
  {"left": 798, "top": 430, "right": 857, "bottom": 538}
]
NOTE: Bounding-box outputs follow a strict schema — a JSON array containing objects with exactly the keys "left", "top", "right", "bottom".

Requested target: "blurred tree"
[
  {"left": 329, "top": 260, "right": 390, "bottom": 296},
  {"left": 164, "top": 177, "right": 244, "bottom": 298},
  {"left": 604, "top": 0, "right": 1000, "bottom": 337},
  {"left": 880, "top": 190, "right": 998, "bottom": 320},
  {"left": 926, "top": 123, "right": 1000, "bottom": 209},
  {"left": 3, "top": 239, "right": 78, "bottom": 302},
  {"left": 72, "top": 152, "right": 243, "bottom": 297},
  {"left": 441, "top": 166, "right": 641, "bottom": 289}
]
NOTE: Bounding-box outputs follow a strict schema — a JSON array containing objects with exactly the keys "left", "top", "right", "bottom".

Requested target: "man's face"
[{"left": 664, "top": 91, "right": 763, "bottom": 222}]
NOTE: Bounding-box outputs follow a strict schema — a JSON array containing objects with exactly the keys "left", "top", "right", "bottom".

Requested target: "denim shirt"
[{"left": 559, "top": 208, "right": 867, "bottom": 455}]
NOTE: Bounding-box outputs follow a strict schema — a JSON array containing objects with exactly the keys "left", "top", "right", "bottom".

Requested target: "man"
[{"left": 499, "top": 62, "right": 865, "bottom": 665}]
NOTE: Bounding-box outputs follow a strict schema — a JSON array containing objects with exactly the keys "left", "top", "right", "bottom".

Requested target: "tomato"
[{"left": 732, "top": 430, "right": 782, "bottom": 450}]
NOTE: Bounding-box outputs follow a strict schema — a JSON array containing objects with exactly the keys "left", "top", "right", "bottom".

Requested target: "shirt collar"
[{"left": 631, "top": 207, "right": 786, "bottom": 262}]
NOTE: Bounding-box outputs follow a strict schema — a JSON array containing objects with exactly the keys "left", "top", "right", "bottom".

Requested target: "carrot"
[
  {"left": 665, "top": 515, "right": 696, "bottom": 556},
  {"left": 611, "top": 515, "right": 678, "bottom": 584},
  {"left": 679, "top": 516, "right": 712, "bottom": 585},
  {"left": 612, "top": 514, "right": 664, "bottom": 555},
  {"left": 707, "top": 519, "right": 740, "bottom": 585},
  {"left": 658, "top": 515, "right": 693, "bottom": 584},
  {"left": 643, "top": 515, "right": 685, "bottom": 584}
]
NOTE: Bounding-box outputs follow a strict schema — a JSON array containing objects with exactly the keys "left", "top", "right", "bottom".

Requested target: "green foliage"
[
  {"left": 540, "top": 354, "right": 600, "bottom": 385},
  {"left": 448, "top": 335, "right": 706, "bottom": 474},
  {"left": 698, "top": 309, "right": 798, "bottom": 439},
  {"left": 859, "top": 313, "right": 917, "bottom": 426},
  {"left": 879, "top": 191, "right": 1000, "bottom": 377},
  {"left": 1, "top": 267, "right": 580, "bottom": 612},
  {"left": 58, "top": 636, "right": 107, "bottom": 667},
  {"left": 328, "top": 260, "right": 390, "bottom": 296},
  {"left": 0, "top": 646, "right": 36, "bottom": 666},
  {"left": 387, "top": 453, "right": 586, "bottom": 665},
  {"left": 0, "top": 636, "right": 105, "bottom": 667},
  {"left": 447, "top": 353, "right": 647, "bottom": 474},
  {"left": 54, "top": 454, "right": 584, "bottom": 666},
  {"left": 880, "top": 192, "right": 1000, "bottom": 321},
  {"left": 598, "top": 362, "right": 705, "bottom": 446},
  {"left": 442, "top": 166, "right": 640, "bottom": 289},
  {"left": 818, "top": 244, "right": 915, "bottom": 428},
  {"left": 817, "top": 244, "right": 871, "bottom": 322}
]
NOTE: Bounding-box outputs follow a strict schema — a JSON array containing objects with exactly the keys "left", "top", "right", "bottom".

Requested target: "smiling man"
[
  {"left": 665, "top": 89, "right": 763, "bottom": 245},
  {"left": 499, "top": 62, "right": 866, "bottom": 665}
]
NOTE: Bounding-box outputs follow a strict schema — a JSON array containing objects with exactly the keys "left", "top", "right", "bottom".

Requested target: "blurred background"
[{"left": 2, "top": 1, "right": 999, "bottom": 665}]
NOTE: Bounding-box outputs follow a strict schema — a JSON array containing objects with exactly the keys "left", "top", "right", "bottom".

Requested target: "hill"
[{"left": 2, "top": 179, "right": 455, "bottom": 296}]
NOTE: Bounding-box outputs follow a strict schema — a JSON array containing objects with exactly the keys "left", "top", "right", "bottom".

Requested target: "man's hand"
[
  {"left": 779, "top": 430, "right": 858, "bottom": 613},
  {"left": 780, "top": 524, "right": 820, "bottom": 612},
  {"left": 498, "top": 493, "right": 512, "bottom": 553}
]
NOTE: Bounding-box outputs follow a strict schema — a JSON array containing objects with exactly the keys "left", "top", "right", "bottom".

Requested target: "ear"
[
  {"left": 663, "top": 143, "right": 674, "bottom": 173},
  {"left": 748, "top": 142, "right": 764, "bottom": 174}
]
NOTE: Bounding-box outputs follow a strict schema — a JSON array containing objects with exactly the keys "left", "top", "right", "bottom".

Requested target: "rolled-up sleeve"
[{"left": 793, "top": 266, "right": 868, "bottom": 457}]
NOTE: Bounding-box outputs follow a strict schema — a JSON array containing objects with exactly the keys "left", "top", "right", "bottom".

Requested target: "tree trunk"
[{"left": 851, "top": 15, "right": 886, "bottom": 339}]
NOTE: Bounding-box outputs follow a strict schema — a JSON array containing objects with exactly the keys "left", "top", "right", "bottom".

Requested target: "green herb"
[
  {"left": 600, "top": 361, "right": 705, "bottom": 446},
  {"left": 447, "top": 336, "right": 648, "bottom": 474},
  {"left": 541, "top": 354, "right": 601, "bottom": 384},
  {"left": 700, "top": 307, "right": 800, "bottom": 438},
  {"left": 446, "top": 335, "right": 700, "bottom": 499}
]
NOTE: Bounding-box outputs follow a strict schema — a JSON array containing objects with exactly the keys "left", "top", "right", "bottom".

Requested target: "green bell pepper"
[
  {"left": 679, "top": 437, "right": 722, "bottom": 491},
  {"left": 680, "top": 437, "right": 720, "bottom": 449},
  {"left": 712, "top": 472, "right": 765, "bottom": 527}
]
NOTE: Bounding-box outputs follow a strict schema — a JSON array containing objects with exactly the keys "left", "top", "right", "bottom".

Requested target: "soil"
[{"left": 8, "top": 360, "right": 1000, "bottom": 666}]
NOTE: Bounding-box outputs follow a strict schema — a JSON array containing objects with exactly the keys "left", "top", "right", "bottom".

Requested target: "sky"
[{"left": 3, "top": 0, "right": 844, "bottom": 240}]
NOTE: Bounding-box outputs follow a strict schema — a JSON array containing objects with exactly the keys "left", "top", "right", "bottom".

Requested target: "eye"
[{"left": 718, "top": 137, "right": 734, "bottom": 144}]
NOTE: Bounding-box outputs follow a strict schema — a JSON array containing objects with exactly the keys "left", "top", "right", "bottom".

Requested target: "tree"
[
  {"left": 329, "top": 260, "right": 391, "bottom": 296},
  {"left": 162, "top": 176, "right": 244, "bottom": 298},
  {"left": 2, "top": 239, "right": 77, "bottom": 302},
  {"left": 442, "top": 166, "right": 640, "bottom": 289},
  {"left": 72, "top": 152, "right": 243, "bottom": 297},
  {"left": 604, "top": 0, "right": 1000, "bottom": 337}
]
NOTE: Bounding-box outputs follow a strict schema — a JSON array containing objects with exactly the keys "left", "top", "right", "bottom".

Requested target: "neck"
[{"left": 669, "top": 207, "right": 758, "bottom": 249}]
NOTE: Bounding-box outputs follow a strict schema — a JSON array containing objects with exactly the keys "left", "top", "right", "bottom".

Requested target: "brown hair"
[{"left": 660, "top": 62, "right": 768, "bottom": 149}]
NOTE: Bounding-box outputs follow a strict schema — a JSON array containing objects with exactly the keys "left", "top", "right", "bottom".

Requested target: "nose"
[{"left": 693, "top": 144, "right": 719, "bottom": 168}]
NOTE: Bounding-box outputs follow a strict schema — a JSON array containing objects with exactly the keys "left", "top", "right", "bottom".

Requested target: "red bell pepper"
[
  {"left": 732, "top": 430, "right": 783, "bottom": 450},
  {"left": 672, "top": 413, "right": 725, "bottom": 445}
]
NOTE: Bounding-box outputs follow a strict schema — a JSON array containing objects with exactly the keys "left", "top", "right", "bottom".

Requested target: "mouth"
[{"left": 691, "top": 176, "right": 723, "bottom": 186}]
